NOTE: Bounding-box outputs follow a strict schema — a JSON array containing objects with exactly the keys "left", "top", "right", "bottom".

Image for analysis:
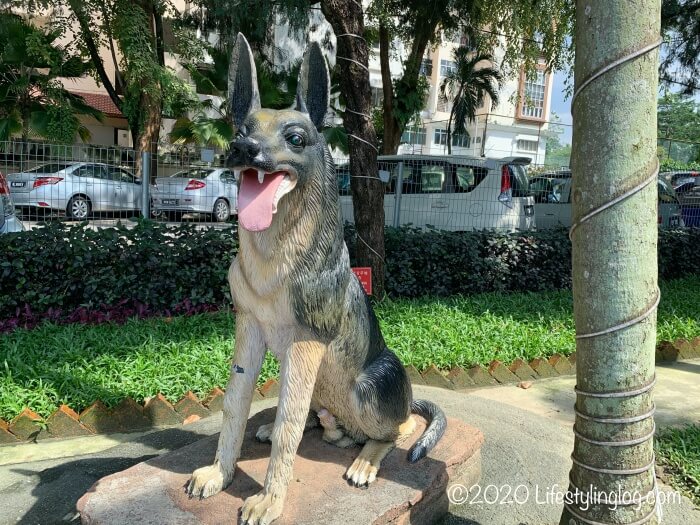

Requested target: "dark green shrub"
[
  {"left": 660, "top": 158, "right": 700, "bottom": 172},
  {"left": 380, "top": 227, "right": 572, "bottom": 297},
  {"left": 0, "top": 221, "right": 697, "bottom": 320},
  {"left": 0, "top": 221, "right": 237, "bottom": 318},
  {"left": 658, "top": 228, "right": 700, "bottom": 279}
]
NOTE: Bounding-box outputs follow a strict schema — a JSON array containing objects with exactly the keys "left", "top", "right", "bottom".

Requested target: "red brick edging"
[{"left": 1, "top": 337, "right": 698, "bottom": 445}]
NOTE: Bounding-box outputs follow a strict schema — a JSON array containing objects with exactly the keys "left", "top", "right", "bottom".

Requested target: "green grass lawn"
[
  {"left": 1, "top": 276, "right": 698, "bottom": 421},
  {"left": 656, "top": 424, "right": 700, "bottom": 506}
]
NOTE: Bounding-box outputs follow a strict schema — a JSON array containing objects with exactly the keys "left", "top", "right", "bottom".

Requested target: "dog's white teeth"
[
  {"left": 233, "top": 169, "right": 241, "bottom": 181},
  {"left": 257, "top": 170, "right": 265, "bottom": 184}
]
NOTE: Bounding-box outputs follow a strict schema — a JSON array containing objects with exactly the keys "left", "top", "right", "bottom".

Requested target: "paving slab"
[{"left": 76, "top": 408, "right": 483, "bottom": 525}]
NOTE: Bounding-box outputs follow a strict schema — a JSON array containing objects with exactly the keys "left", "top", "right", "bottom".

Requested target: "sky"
[
  {"left": 549, "top": 70, "right": 574, "bottom": 146},
  {"left": 548, "top": 67, "right": 700, "bottom": 148}
]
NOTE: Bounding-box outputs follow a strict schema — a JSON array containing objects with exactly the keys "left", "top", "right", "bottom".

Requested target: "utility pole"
[{"left": 561, "top": 1, "right": 662, "bottom": 524}]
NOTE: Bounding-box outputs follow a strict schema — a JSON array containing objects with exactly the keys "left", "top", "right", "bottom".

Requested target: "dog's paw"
[
  {"left": 345, "top": 455, "right": 379, "bottom": 487},
  {"left": 186, "top": 463, "right": 228, "bottom": 499},
  {"left": 255, "top": 422, "right": 274, "bottom": 443},
  {"left": 240, "top": 490, "right": 284, "bottom": 525}
]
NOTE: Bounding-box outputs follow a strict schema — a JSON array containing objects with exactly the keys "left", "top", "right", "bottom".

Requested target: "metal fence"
[
  {"left": 0, "top": 140, "right": 234, "bottom": 231},
  {"left": 336, "top": 156, "right": 536, "bottom": 231},
  {"left": 658, "top": 137, "right": 700, "bottom": 165},
  {"left": 1, "top": 140, "right": 696, "bottom": 233}
]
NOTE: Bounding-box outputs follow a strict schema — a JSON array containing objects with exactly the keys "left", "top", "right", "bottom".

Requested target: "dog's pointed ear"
[
  {"left": 295, "top": 42, "right": 330, "bottom": 129},
  {"left": 229, "top": 33, "right": 261, "bottom": 129}
]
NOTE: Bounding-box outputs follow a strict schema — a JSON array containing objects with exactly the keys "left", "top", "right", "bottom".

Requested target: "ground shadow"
[
  {"left": 8, "top": 426, "right": 210, "bottom": 525},
  {"left": 662, "top": 360, "right": 700, "bottom": 374},
  {"left": 9, "top": 408, "right": 463, "bottom": 524}
]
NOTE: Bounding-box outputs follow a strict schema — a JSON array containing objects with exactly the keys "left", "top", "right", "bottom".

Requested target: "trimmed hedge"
[
  {"left": 1, "top": 221, "right": 699, "bottom": 322},
  {"left": 0, "top": 221, "right": 236, "bottom": 322}
]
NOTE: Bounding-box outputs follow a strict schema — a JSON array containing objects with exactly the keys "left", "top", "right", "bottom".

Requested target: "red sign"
[{"left": 352, "top": 267, "right": 372, "bottom": 296}]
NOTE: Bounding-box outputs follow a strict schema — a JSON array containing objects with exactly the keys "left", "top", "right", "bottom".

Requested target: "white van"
[{"left": 337, "top": 155, "right": 536, "bottom": 231}]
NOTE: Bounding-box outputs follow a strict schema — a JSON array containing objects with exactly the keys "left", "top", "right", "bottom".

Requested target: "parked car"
[
  {"left": 7, "top": 162, "right": 142, "bottom": 220},
  {"left": 662, "top": 170, "right": 699, "bottom": 188},
  {"left": 661, "top": 170, "right": 700, "bottom": 227},
  {"left": 0, "top": 172, "right": 25, "bottom": 233},
  {"left": 530, "top": 170, "right": 684, "bottom": 229},
  {"left": 152, "top": 167, "right": 238, "bottom": 222},
  {"left": 338, "top": 155, "right": 536, "bottom": 231}
]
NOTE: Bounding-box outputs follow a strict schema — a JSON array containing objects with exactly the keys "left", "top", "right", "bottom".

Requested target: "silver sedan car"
[
  {"left": 7, "top": 162, "right": 143, "bottom": 220},
  {"left": 152, "top": 167, "right": 238, "bottom": 222}
]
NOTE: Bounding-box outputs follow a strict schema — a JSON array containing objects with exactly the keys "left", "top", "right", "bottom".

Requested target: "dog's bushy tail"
[{"left": 407, "top": 399, "right": 447, "bottom": 463}]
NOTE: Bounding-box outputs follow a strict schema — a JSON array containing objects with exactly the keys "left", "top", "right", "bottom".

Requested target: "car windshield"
[
  {"left": 25, "top": 163, "right": 73, "bottom": 174},
  {"left": 173, "top": 169, "right": 214, "bottom": 179},
  {"left": 658, "top": 178, "right": 679, "bottom": 204},
  {"left": 508, "top": 163, "right": 531, "bottom": 197}
]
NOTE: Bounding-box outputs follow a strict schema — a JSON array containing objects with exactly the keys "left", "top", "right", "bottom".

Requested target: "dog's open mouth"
[{"left": 235, "top": 168, "right": 296, "bottom": 232}]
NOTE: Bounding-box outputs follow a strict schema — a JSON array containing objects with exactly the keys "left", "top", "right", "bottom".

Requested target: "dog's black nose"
[{"left": 231, "top": 137, "right": 261, "bottom": 162}]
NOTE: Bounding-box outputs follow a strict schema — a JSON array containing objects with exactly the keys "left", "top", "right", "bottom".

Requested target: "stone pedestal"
[{"left": 77, "top": 408, "right": 483, "bottom": 525}]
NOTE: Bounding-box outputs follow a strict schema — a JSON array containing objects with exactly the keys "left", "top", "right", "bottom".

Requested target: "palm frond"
[
  {"left": 0, "top": 112, "right": 22, "bottom": 141},
  {"left": 323, "top": 125, "right": 349, "bottom": 154}
]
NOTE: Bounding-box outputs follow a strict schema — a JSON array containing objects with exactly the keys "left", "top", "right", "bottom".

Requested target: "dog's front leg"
[
  {"left": 240, "top": 338, "right": 325, "bottom": 525},
  {"left": 187, "top": 313, "right": 265, "bottom": 499}
]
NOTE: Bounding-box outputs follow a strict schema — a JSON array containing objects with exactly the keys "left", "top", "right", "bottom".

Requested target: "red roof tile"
[{"left": 70, "top": 90, "right": 124, "bottom": 118}]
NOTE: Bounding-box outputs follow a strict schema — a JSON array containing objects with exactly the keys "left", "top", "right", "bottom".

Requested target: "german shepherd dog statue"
[{"left": 186, "top": 33, "right": 447, "bottom": 524}]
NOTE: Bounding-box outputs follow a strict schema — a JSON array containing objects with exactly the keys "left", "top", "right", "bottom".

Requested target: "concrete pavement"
[{"left": 0, "top": 362, "right": 698, "bottom": 525}]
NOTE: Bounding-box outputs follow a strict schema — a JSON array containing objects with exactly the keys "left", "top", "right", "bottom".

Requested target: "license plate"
[
  {"left": 162, "top": 199, "right": 179, "bottom": 205},
  {"left": 10, "top": 182, "right": 25, "bottom": 188},
  {"left": 524, "top": 205, "right": 535, "bottom": 217}
]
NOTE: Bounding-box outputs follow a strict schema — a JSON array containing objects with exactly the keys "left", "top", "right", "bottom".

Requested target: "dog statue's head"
[{"left": 227, "top": 33, "right": 331, "bottom": 232}]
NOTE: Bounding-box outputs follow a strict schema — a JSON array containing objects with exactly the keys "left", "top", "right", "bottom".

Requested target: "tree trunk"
[
  {"left": 133, "top": 0, "right": 163, "bottom": 182},
  {"left": 560, "top": 1, "right": 660, "bottom": 524},
  {"left": 380, "top": 26, "right": 434, "bottom": 154},
  {"left": 68, "top": 0, "right": 123, "bottom": 114},
  {"left": 133, "top": 91, "right": 162, "bottom": 180},
  {"left": 446, "top": 106, "right": 454, "bottom": 156},
  {"left": 321, "top": 0, "right": 385, "bottom": 297},
  {"left": 379, "top": 23, "right": 400, "bottom": 155},
  {"left": 21, "top": 103, "right": 30, "bottom": 142}
]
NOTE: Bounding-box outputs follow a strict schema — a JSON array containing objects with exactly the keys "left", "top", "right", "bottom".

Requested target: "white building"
[{"left": 366, "top": 31, "right": 553, "bottom": 164}]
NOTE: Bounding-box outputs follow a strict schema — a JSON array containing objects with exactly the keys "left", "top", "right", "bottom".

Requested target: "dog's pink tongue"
[{"left": 238, "top": 170, "right": 287, "bottom": 232}]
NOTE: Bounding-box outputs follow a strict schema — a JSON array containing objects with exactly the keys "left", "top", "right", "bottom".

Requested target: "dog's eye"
[
  {"left": 287, "top": 133, "right": 305, "bottom": 148},
  {"left": 236, "top": 126, "right": 247, "bottom": 139}
]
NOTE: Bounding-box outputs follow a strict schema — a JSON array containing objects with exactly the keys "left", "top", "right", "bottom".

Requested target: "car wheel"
[
  {"left": 150, "top": 200, "right": 162, "bottom": 219},
  {"left": 67, "top": 196, "right": 91, "bottom": 220},
  {"left": 213, "top": 198, "right": 230, "bottom": 222}
]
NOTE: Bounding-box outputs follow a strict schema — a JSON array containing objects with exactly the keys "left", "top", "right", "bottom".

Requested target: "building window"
[
  {"left": 371, "top": 87, "right": 383, "bottom": 107},
  {"left": 440, "top": 59, "right": 457, "bottom": 76},
  {"left": 452, "top": 133, "right": 471, "bottom": 148},
  {"left": 401, "top": 127, "right": 427, "bottom": 146},
  {"left": 419, "top": 58, "right": 433, "bottom": 77},
  {"left": 520, "top": 70, "right": 546, "bottom": 119},
  {"left": 517, "top": 139, "right": 538, "bottom": 152},
  {"left": 460, "top": 35, "right": 477, "bottom": 51},
  {"left": 436, "top": 93, "right": 451, "bottom": 113},
  {"left": 434, "top": 128, "right": 448, "bottom": 145}
]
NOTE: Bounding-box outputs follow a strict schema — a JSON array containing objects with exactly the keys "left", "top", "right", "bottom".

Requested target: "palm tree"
[
  {"left": 171, "top": 44, "right": 350, "bottom": 153},
  {"left": 170, "top": 44, "right": 301, "bottom": 148},
  {"left": 439, "top": 47, "right": 502, "bottom": 155},
  {"left": 0, "top": 13, "right": 103, "bottom": 143}
]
